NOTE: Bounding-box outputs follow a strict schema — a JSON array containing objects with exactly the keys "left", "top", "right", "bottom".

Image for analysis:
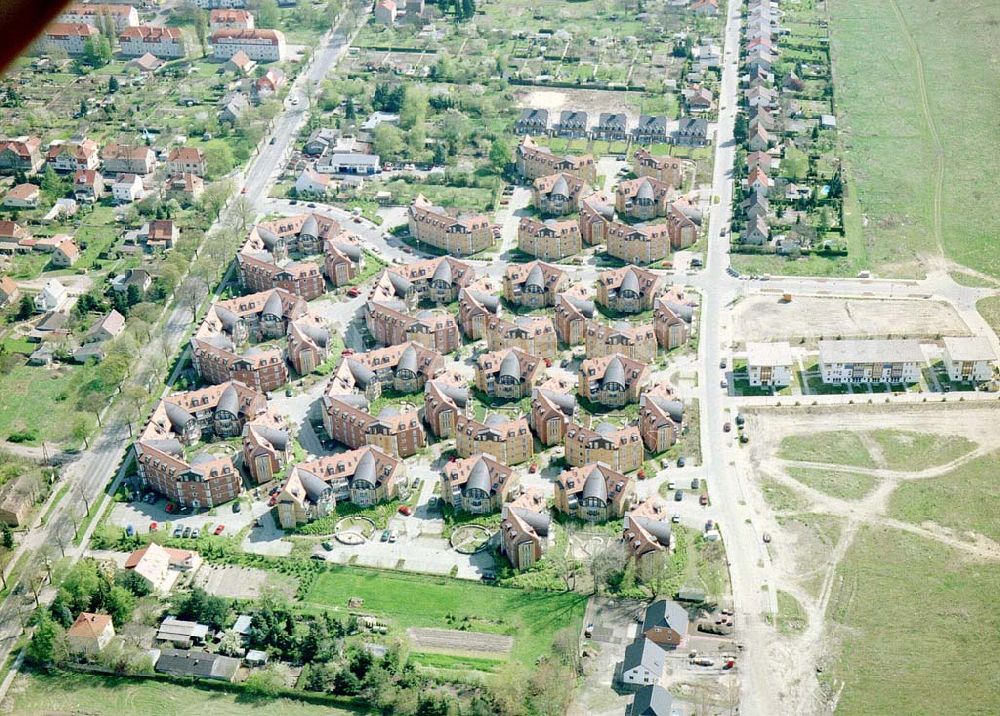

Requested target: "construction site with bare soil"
[{"left": 731, "top": 402, "right": 1000, "bottom": 715}]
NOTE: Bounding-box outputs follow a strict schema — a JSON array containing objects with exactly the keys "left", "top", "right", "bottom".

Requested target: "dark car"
[
  {"left": 232, "top": 502, "right": 242, "bottom": 513},
  {"left": 677, "top": 457, "right": 686, "bottom": 468},
  {"left": 674, "top": 490, "right": 684, "bottom": 502}
]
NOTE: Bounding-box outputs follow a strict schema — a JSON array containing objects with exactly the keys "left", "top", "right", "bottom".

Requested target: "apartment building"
[
  {"left": 638, "top": 387, "right": 683, "bottom": 454},
  {"left": 368, "top": 256, "right": 476, "bottom": 306},
  {"left": 532, "top": 172, "right": 589, "bottom": 216},
  {"left": 665, "top": 197, "right": 701, "bottom": 249},
  {"left": 615, "top": 177, "right": 676, "bottom": 221},
  {"left": 564, "top": 422, "right": 644, "bottom": 473},
  {"left": 365, "top": 301, "right": 461, "bottom": 354},
  {"left": 457, "top": 287, "right": 500, "bottom": 340},
  {"left": 321, "top": 394, "right": 425, "bottom": 458},
  {"left": 407, "top": 194, "right": 495, "bottom": 256},
  {"left": 454, "top": 414, "right": 534, "bottom": 466},
  {"left": 818, "top": 339, "right": 924, "bottom": 384},
  {"left": 166, "top": 147, "right": 206, "bottom": 177},
  {"left": 47, "top": 139, "right": 100, "bottom": 173},
  {"left": 579, "top": 191, "right": 614, "bottom": 245},
  {"left": 190, "top": 303, "right": 290, "bottom": 393},
  {"left": 585, "top": 320, "right": 657, "bottom": 363},
  {"left": 277, "top": 446, "right": 404, "bottom": 528},
  {"left": 337, "top": 341, "right": 444, "bottom": 397},
  {"left": 746, "top": 341, "right": 794, "bottom": 387},
  {"left": 623, "top": 497, "right": 674, "bottom": 564},
  {"left": 529, "top": 386, "right": 577, "bottom": 446},
  {"left": 60, "top": 4, "right": 140, "bottom": 30},
  {"left": 633, "top": 148, "right": 692, "bottom": 187},
  {"left": 236, "top": 252, "right": 325, "bottom": 300},
  {"left": 440, "top": 454, "right": 518, "bottom": 514},
  {"left": 555, "top": 463, "right": 635, "bottom": 522},
  {"left": 652, "top": 290, "right": 694, "bottom": 350},
  {"left": 252, "top": 211, "right": 346, "bottom": 257},
  {"left": 102, "top": 143, "right": 156, "bottom": 175},
  {"left": 553, "top": 288, "right": 596, "bottom": 346},
  {"left": 596, "top": 266, "right": 664, "bottom": 314},
  {"left": 606, "top": 220, "right": 671, "bottom": 265},
  {"left": 287, "top": 317, "right": 330, "bottom": 375},
  {"left": 475, "top": 347, "right": 543, "bottom": 400},
  {"left": 211, "top": 28, "right": 286, "bottom": 62},
  {"left": 41, "top": 23, "right": 99, "bottom": 56},
  {"left": 209, "top": 8, "right": 254, "bottom": 30},
  {"left": 485, "top": 315, "right": 558, "bottom": 357},
  {"left": 517, "top": 218, "right": 582, "bottom": 261},
  {"left": 119, "top": 26, "right": 188, "bottom": 59},
  {"left": 515, "top": 136, "right": 596, "bottom": 183},
  {"left": 423, "top": 376, "right": 471, "bottom": 438},
  {"left": 503, "top": 260, "right": 567, "bottom": 308},
  {"left": 500, "top": 489, "right": 552, "bottom": 570},
  {"left": 578, "top": 353, "right": 649, "bottom": 407},
  {"left": 241, "top": 415, "right": 291, "bottom": 484},
  {"left": 942, "top": 336, "right": 996, "bottom": 383}
]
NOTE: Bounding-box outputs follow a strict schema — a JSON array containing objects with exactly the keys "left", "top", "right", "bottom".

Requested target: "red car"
[
  {"left": 699, "top": 494, "right": 709, "bottom": 506},
  {"left": 165, "top": 503, "right": 175, "bottom": 514},
  {"left": 341, "top": 348, "right": 354, "bottom": 356},
  {"left": 149, "top": 521, "right": 158, "bottom": 532},
  {"left": 268, "top": 496, "right": 277, "bottom": 506},
  {"left": 398, "top": 505, "right": 412, "bottom": 516},
  {"left": 347, "top": 287, "right": 360, "bottom": 297},
  {"left": 214, "top": 524, "right": 225, "bottom": 536},
  {"left": 528, "top": 463, "right": 538, "bottom": 474},
  {"left": 544, "top": 358, "right": 552, "bottom": 368}
]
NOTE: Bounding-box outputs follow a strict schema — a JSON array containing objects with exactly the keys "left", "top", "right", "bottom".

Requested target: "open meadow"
[{"left": 830, "top": 0, "right": 1000, "bottom": 278}]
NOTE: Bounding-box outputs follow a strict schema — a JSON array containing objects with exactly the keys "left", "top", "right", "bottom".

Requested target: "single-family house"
[
  {"left": 66, "top": 612, "right": 116, "bottom": 656},
  {"left": 112, "top": 173, "right": 145, "bottom": 203},
  {"left": 3, "top": 183, "right": 39, "bottom": 208},
  {"left": 942, "top": 336, "right": 996, "bottom": 383},
  {"left": 621, "top": 637, "right": 665, "bottom": 686},
  {"left": 746, "top": 341, "right": 794, "bottom": 387}
]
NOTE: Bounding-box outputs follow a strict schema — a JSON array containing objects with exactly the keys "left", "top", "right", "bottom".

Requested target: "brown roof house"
[
  {"left": 638, "top": 385, "right": 684, "bottom": 454},
  {"left": 553, "top": 288, "right": 596, "bottom": 346},
  {"left": 555, "top": 463, "right": 635, "bottom": 522},
  {"left": 532, "top": 172, "right": 590, "bottom": 216},
  {"left": 51, "top": 238, "right": 81, "bottom": 268},
  {"left": 584, "top": 320, "right": 658, "bottom": 364},
  {"left": 67, "top": 612, "right": 116, "bottom": 656},
  {"left": 515, "top": 136, "right": 596, "bottom": 183},
  {"left": 652, "top": 288, "right": 694, "bottom": 350},
  {"left": 564, "top": 421, "right": 644, "bottom": 473},
  {"left": 125, "top": 543, "right": 203, "bottom": 594},
  {"left": 500, "top": 489, "right": 552, "bottom": 570},
  {"left": 597, "top": 266, "right": 664, "bottom": 314},
  {"left": 454, "top": 413, "right": 534, "bottom": 466},
  {"left": 3, "top": 183, "right": 40, "bottom": 208},
  {"left": 503, "top": 261, "right": 567, "bottom": 309},
  {"left": 485, "top": 315, "right": 557, "bottom": 357},
  {"left": 529, "top": 383, "right": 577, "bottom": 447},
  {"left": 640, "top": 599, "right": 690, "bottom": 650},
  {"left": 578, "top": 353, "right": 649, "bottom": 408},
  {"left": 0, "top": 276, "right": 19, "bottom": 307},
  {"left": 423, "top": 375, "right": 472, "bottom": 439},
  {"left": 623, "top": 497, "right": 674, "bottom": 571},
  {"left": 440, "top": 453, "right": 518, "bottom": 514},
  {"left": 475, "top": 347, "right": 543, "bottom": 401}
]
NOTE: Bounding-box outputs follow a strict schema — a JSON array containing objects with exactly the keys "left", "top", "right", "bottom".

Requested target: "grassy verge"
[
  {"left": 773, "top": 590, "right": 807, "bottom": 636},
  {"left": 976, "top": 296, "right": 1000, "bottom": 339},
  {"left": 867, "top": 430, "right": 975, "bottom": 471}
]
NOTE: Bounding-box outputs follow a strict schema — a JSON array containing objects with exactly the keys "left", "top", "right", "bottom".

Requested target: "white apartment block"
[
  {"left": 119, "top": 26, "right": 188, "bottom": 59},
  {"left": 42, "top": 23, "right": 100, "bottom": 55},
  {"left": 942, "top": 336, "right": 996, "bottom": 383},
  {"left": 746, "top": 341, "right": 793, "bottom": 387},
  {"left": 60, "top": 4, "right": 139, "bottom": 31},
  {"left": 818, "top": 339, "right": 924, "bottom": 385},
  {"left": 211, "top": 28, "right": 286, "bottom": 62}
]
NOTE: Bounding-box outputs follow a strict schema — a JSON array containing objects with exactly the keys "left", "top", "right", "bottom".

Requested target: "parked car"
[
  {"left": 671, "top": 514, "right": 681, "bottom": 524},
  {"left": 214, "top": 525, "right": 225, "bottom": 536},
  {"left": 165, "top": 503, "right": 175, "bottom": 514},
  {"left": 691, "top": 478, "right": 700, "bottom": 490},
  {"left": 674, "top": 490, "right": 684, "bottom": 502},
  {"left": 149, "top": 521, "right": 158, "bottom": 532},
  {"left": 719, "top": 358, "right": 727, "bottom": 369},
  {"left": 677, "top": 457, "right": 686, "bottom": 468},
  {"left": 191, "top": 528, "right": 201, "bottom": 539},
  {"left": 173, "top": 526, "right": 183, "bottom": 538},
  {"left": 720, "top": 378, "right": 728, "bottom": 389},
  {"left": 182, "top": 526, "right": 192, "bottom": 538},
  {"left": 347, "top": 287, "right": 360, "bottom": 297},
  {"left": 699, "top": 494, "right": 709, "bottom": 506},
  {"left": 388, "top": 531, "right": 397, "bottom": 543},
  {"left": 380, "top": 529, "right": 391, "bottom": 542},
  {"left": 762, "top": 532, "right": 771, "bottom": 543},
  {"left": 705, "top": 520, "right": 714, "bottom": 532},
  {"left": 528, "top": 463, "right": 538, "bottom": 474},
  {"left": 322, "top": 541, "right": 334, "bottom": 551},
  {"left": 125, "top": 524, "right": 135, "bottom": 537},
  {"left": 724, "top": 422, "right": 731, "bottom": 432},
  {"left": 735, "top": 413, "right": 745, "bottom": 426},
  {"left": 398, "top": 505, "right": 412, "bottom": 516},
  {"left": 584, "top": 624, "right": 594, "bottom": 638},
  {"left": 232, "top": 502, "right": 242, "bottom": 513}
]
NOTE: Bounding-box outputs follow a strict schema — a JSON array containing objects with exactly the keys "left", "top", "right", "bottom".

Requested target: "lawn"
[
  {"left": 4, "top": 672, "right": 361, "bottom": 716},
  {"left": 0, "top": 363, "right": 101, "bottom": 446},
  {"left": 778, "top": 431, "right": 876, "bottom": 468},
  {"left": 888, "top": 451, "right": 1000, "bottom": 542},
  {"left": 825, "top": 525, "right": 1000, "bottom": 715},
  {"left": 758, "top": 477, "right": 809, "bottom": 513},
  {"left": 867, "top": 430, "right": 976, "bottom": 471},
  {"left": 830, "top": 0, "right": 1000, "bottom": 278},
  {"left": 785, "top": 467, "right": 877, "bottom": 501},
  {"left": 774, "top": 590, "right": 807, "bottom": 636},
  {"left": 302, "top": 567, "right": 587, "bottom": 668}
]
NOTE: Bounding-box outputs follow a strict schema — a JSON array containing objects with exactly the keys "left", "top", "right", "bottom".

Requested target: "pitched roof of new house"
[{"left": 67, "top": 612, "right": 113, "bottom": 639}]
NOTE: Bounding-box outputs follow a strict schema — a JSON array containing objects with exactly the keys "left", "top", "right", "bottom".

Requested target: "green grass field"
[
  {"left": 826, "top": 525, "right": 1000, "bottom": 715},
  {"left": 867, "top": 430, "right": 976, "bottom": 471},
  {"left": 301, "top": 567, "right": 587, "bottom": 668},
  {"left": 774, "top": 590, "right": 807, "bottom": 636},
  {"left": 888, "top": 451, "right": 1000, "bottom": 542},
  {"left": 778, "top": 431, "right": 876, "bottom": 468},
  {"left": 977, "top": 296, "right": 1000, "bottom": 340},
  {"left": 4, "top": 672, "right": 361, "bottom": 716},
  {"left": 0, "top": 363, "right": 101, "bottom": 445},
  {"left": 830, "top": 0, "right": 1000, "bottom": 278},
  {"left": 785, "top": 467, "right": 878, "bottom": 501}
]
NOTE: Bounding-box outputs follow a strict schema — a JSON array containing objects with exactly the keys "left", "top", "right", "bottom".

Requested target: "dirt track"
[{"left": 407, "top": 627, "right": 513, "bottom": 656}]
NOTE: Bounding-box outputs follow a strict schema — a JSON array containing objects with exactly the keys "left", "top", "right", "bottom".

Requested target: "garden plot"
[
  {"left": 733, "top": 294, "right": 970, "bottom": 345},
  {"left": 194, "top": 564, "right": 294, "bottom": 599},
  {"left": 407, "top": 627, "right": 513, "bottom": 657}
]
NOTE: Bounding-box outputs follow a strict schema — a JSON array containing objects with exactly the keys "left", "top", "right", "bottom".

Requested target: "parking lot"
[{"left": 106, "top": 491, "right": 271, "bottom": 539}]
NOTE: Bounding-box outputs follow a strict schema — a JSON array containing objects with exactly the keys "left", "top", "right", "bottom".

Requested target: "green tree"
[
  {"left": 489, "top": 138, "right": 510, "bottom": 174},
  {"left": 460, "top": 0, "right": 476, "bottom": 21},
  {"left": 244, "top": 666, "right": 285, "bottom": 696},
  {"left": 27, "top": 610, "right": 60, "bottom": 667},
  {"left": 176, "top": 587, "right": 230, "bottom": 631},
  {"left": 1, "top": 523, "right": 12, "bottom": 549},
  {"left": 194, "top": 9, "right": 208, "bottom": 56},
  {"left": 372, "top": 123, "right": 405, "bottom": 160},
  {"left": 108, "top": 76, "right": 119, "bottom": 93},
  {"left": 256, "top": 0, "right": 280, "bottom": 28},
  {"left": 399, "top": 86, "right": 429, "bottom": 130},
  {"left": 782, "top": 147, "right": 809, "bottom": 180},
  {"left": 203, "top": 140, "right": 236, "bottom": 179},
  {"left": 114, "top": 569, "right": 151, "bottom": 597}
]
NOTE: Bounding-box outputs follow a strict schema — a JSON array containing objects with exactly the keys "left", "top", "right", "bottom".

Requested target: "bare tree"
[
  {"left": 589, "top": 543, "right": 626, "bottom": 596},
  {"left": 229, "top": 195, "right": 257, "bottom": 236},
  {"left": 178, "top": 276, "right": 209, "bottom": 321},
  {"left": 53, "top": 519, "right": 75, "bottom": 558}
]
